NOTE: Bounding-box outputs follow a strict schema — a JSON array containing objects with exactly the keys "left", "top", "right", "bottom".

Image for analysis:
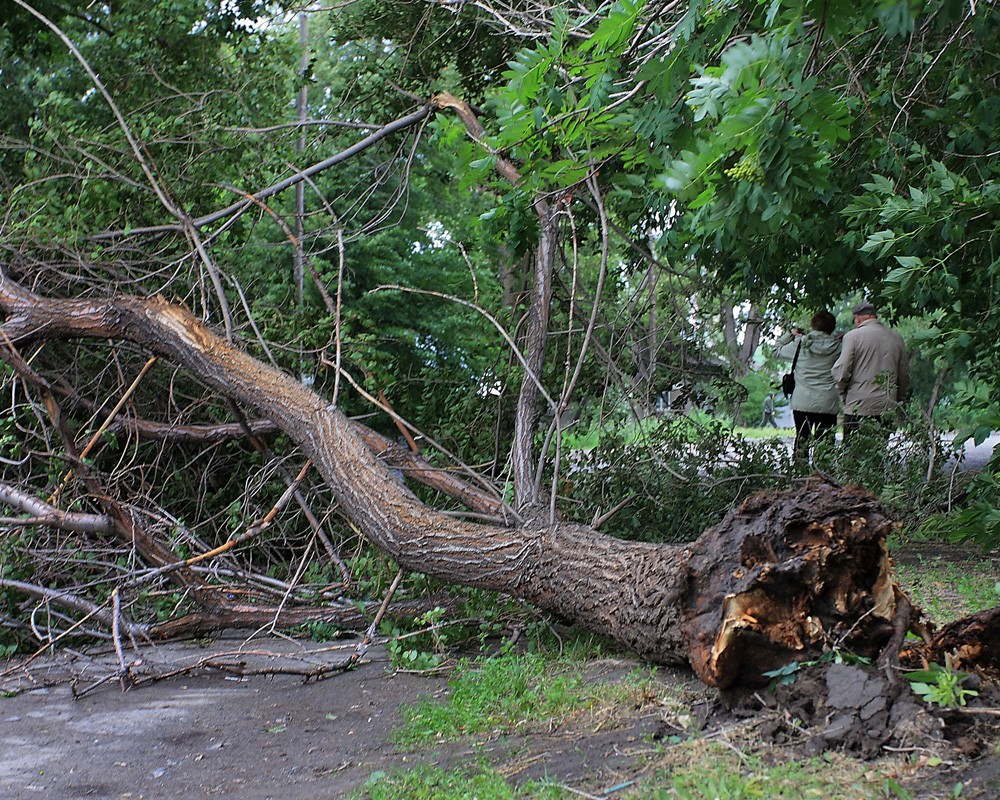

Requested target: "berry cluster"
[{"left": 724, "top": 152, "right": 764, "bottom": 183}]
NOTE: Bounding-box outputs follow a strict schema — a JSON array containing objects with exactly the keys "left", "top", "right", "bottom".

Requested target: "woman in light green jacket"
[{"left": 772, "top": 311, "right": 842, "bottom": 459}]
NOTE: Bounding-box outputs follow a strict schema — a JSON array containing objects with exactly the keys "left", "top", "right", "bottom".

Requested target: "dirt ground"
[
  {"left": 3, "top": 632, "right": 1000, "bottom": 800},
  {"left": 0, "top": 636, "right": 694, "bottom": 800},
  {"left": 1, "top": 637, "right": 455, "bottom": 799}
]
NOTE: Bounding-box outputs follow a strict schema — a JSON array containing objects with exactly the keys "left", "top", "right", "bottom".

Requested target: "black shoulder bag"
[{"left": 781, "top": 340, "right": 801, "bottom": 399}]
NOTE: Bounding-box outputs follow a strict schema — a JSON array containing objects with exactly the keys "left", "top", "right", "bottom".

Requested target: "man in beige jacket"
[{"left": 831, "top": 301, "right": 910, "bottom": 440}]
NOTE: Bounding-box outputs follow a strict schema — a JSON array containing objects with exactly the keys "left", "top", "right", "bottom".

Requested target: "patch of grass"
[
  {"left": 351, "top": 762, "right": 564, "bottom": 800},
  {"left": 352, "top": 766, "right": 517, "bottom": 800},
  {"left": 734, "top": 426, "right": 795, "bottom": 440},
  {"left": 393, "top": 652, "right": 654, "bottom": 747},
  {"left": 629, "top": 744, "right": 911, "bottom": 799},
  {"left": 352, "top": 742, "right": 924, "bottom": 800},
  {"left": 354, "top": 755, "right": 891, "bottom": 800},
  {"left": 560, "top": 426, "right": 602, "bottom": 450},
  {"left": 894, "top": 559, "right": 1000, "bottom": 624}
]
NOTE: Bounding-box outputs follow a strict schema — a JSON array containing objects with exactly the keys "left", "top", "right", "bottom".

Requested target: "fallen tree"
[
  {"left": 3, "top": 268, "right": 996, "bottom": 688},
  {"left": 1, "top": 6, "right": 997, "bottom": 695}
]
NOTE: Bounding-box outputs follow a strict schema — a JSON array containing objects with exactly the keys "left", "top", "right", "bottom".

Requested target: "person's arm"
[
  {"left": 831, "top": 335, "right": 854, "bottom": 394},
  {"left": 772, "top": 331, "right": 798, "bottom": 360},
  {"left": 896, "top": 343, "right": 911, "bottom": 402}
]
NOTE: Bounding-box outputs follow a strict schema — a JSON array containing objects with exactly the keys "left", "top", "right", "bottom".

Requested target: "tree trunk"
[
  {"left": 2, "top": 270, "right": 997, "bottom": 688},
  {"left": 432, "top": 92, "right": 558, "bottom": 511},
  {"left": 511, "top": 207, "right": 557, "bottom": 509},
  {"left": 721, "top": 301, "right": 764, "bottom": 378}
]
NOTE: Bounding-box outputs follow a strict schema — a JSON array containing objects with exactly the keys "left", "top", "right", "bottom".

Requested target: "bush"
[
  {"left": 561, "top": 411, "right": 966, "bottom": 544},
  {"left": 813, "top": 410, "right": 962, "bottom": 523},
  {"left": 561, "top": 416, "right": 795, "bottom": 543}
]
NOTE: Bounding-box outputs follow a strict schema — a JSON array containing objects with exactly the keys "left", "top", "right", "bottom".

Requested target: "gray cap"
[{"left": 852, "top": 301, "right": 877, "bottom": 316}]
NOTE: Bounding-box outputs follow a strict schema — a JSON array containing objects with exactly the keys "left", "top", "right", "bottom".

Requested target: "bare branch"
[
  {"left": 0, "top": 480, "right": 114, "bottom": 534},
  {"left": 93, "top": 104, "right": 436, "bottom": 240},
  {"left": 0, "top": 578, "right": 148, "bottom": 638}
]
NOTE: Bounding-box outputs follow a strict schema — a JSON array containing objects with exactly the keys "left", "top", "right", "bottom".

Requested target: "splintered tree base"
[{"left": 678, "top": 482, "right": 899, "bottom": 687}]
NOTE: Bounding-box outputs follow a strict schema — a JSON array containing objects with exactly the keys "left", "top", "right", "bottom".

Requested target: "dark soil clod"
[{"left": 720, "top": 662, "right": 995, "bottom": 761}]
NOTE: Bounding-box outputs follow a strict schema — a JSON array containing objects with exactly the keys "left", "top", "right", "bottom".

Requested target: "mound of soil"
[
  {"left": 700, "top": 661, "right": 1000, "bottom": 798},
  {"left": 715, "top": 661, "right": 999, "bottom": 758},
  {"left": 769, "top": 663, "right": 940, "bottom": 757}
]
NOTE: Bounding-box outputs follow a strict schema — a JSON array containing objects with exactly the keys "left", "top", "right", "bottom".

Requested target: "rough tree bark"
[{"left": 1, "top": 269, "right": 997, "bottom": 688}]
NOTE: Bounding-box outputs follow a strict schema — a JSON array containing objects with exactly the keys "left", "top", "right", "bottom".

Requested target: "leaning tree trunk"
[{"left": 2, "top": 270, "right": 997, "bottom": 688}]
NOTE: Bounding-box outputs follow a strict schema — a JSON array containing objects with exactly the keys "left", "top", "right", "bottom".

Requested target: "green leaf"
[
  {"left": 582, "top": 0, "right": 643, "bottom": 56},
  {"left": 689, "top": 186, "right": 716, "bottom": 209}
]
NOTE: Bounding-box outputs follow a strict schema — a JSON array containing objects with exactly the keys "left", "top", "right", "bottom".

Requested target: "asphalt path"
[{"left": 954, "top": 433, "right": 999, "bottom": 472}]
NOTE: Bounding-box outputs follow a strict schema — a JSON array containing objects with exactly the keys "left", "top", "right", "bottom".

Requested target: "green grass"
[
  {"left": 632, "top": 747, "right": 912, "bottom": 799},
  {"left": 894, "top": 559, "right": 1000, "bottom": 624},
  {"left": 393, "top": 652, "right": 653, "bottom": 747},
  {"left": 559, "top": 426, "right": 602, "bottom": 450},
  {"left": 558, "top": 414, "right": 797, "bottom": 451},
  {"left": 353, "top": 763, "right": 562, "bottom": 800},
  {"left": 734, "top": 426, "right": 795, "bottom": 439},
  {"left": 351, "top": 743, "right": 914, "bottom": 800}
]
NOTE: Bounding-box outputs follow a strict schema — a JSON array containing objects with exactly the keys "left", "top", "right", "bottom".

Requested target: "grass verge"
[
  {"left": 352, "top": 740, "right": 932, "bottom": 799},
  {"left": 392, "top": 651, "right": 656, "bottom": 747}
]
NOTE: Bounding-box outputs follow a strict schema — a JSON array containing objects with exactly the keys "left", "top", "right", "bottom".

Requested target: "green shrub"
[
  {"left": 562, "top": 410, "right": 966, "bottom": 545},
  {"left": 812, "top": 411, "right": 962, "bottom": 522},
  {"left": 562, "top": 416, "right": 795, "bottom": 543}
]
